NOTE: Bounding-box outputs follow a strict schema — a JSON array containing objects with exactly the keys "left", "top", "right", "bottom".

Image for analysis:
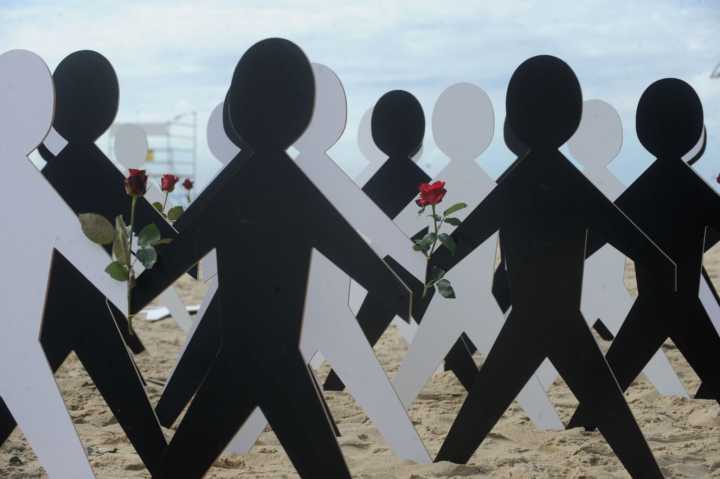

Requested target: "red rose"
[
  {"left": 182, "top": 178, "right": 194, "bottom": 191},
  {"left": 161, "top": 174, "right": 180, "bottom": 193},
  {"left": 125, "top": 169, "right": 148, "bottom": 197},
  {"left": 416, "top": 181, "right": 446, "bottom": 207}
]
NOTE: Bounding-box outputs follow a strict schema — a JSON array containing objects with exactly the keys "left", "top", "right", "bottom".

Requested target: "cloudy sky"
[{"left": 2, "top": 0, "right": 719, "bottom": 189}]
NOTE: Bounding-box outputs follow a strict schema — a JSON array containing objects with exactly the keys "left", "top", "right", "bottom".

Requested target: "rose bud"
[
  {"left": 125, "top": 169, "right": 148, "bottom": 197},
  {"left": 161, "top": 174, "right": 180, "bottom": 193},
  {"left": 182, "top": 178, "right": 194, "bottom": 190},
  {"left": 418, "top": 180, "right": 447, "bottom": 206}
]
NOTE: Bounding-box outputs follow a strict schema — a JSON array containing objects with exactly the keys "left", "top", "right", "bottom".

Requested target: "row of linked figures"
[{"left": 0, "top": 37, "right": 718, "bottom": 479}]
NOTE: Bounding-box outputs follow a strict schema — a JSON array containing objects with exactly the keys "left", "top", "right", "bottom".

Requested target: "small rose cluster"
[
  {"left": 79, "top": 169, "right": 177, "bottom": 335},
  {"left": 412, "top": 181, "right": 466, "bottom": 299}
]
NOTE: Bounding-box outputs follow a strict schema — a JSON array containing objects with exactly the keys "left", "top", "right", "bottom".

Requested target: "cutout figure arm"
[
  {"left": 429, "top": 181, "right": 505, "bottom": 273},
  {"left": 311, "top": 194, "right": 413, "bottom": 321},
  {"left": 694, "top": 172, "right": 720, "bottom": 236},
  {"left": 130, "top": 208, "right": 218, "bottom": 314},
  {"left": 586, "top": 181, "right": 676, "bottom": 290}
]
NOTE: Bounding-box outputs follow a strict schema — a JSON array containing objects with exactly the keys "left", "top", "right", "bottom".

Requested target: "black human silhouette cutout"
[
  {"left": 568, "top": 79, "right": 720, "bottom": 429},
  {"left": 323, "top": 90, "right": 478, "bottom": 392},
  {"left": 0, "top": 50, "right": 173, "bottom": 475},
  {"left": 491, "top": 120, "right": 617, "bottom": 341},
  {"left": 430, "top": 55, "right": 675, "bottom": 478},
  {"left": 150, "top": 96, "right": 341, "bottom": 439},
  {"left": 129, "top": 38, "right": 411, "bottom": 479}
]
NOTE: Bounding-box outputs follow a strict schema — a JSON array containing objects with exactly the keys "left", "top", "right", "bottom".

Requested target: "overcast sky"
[{"left": 2, "top": 0, "right": 719, "bottom": 189}]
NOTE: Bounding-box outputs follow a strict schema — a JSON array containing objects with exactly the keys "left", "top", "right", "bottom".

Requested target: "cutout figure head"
[
  {"left": 53, "top": 50, "right": 119, "bottom": 144},
  {"left": 568, "top": 99, "right": 623, "bottom": 169},
  {"left": 636, "top": 78, "right": 703, "bottom": 159},
  {"left": 358, "top": 107, "right": 384, "bottom": 166},
  {"left": 0, "top": 50, "right": 54, "bottom": 156},
  {"left": 683, "top": 126, "right": 707, "bottom": 166},
  {"left": 222, "top": 94, "right": 246, "bottom": 150},
  {"left": 371, "top": 90, "right": 425, "bottom": 158},
  {"left": 506, "top": 55, "right": 582, "bottom": 150},
  {"left": 227, "top": 38, "right": 314, "bottom": 152},
  {"left": 432, "top": 82, "right": 494, "bottom": 162},
  {"left": 207, "top": 102, "right": 241, "bottom": 165},
  {"left": 294, "top": 63, "right": 347, "bottom": 153},
  {"left": 503, "top": 118, "right": 528, "bottom": 157},
  {"left": 113, "top": 124, "right": 148, "bottom": 170}
]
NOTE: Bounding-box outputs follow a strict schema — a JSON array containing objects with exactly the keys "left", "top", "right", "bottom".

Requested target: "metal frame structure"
[{"left": 108, "top": 111, "right": 198, "bottom": 205}]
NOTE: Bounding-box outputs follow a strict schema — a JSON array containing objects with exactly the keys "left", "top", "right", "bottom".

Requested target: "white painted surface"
[
  {"left": 570, "top": 99, "right": 687, "bottom": 397},
  {"left": 0, "top": 49, "right": 130, "bottom": 479},
  {"left": 391, "top": 83, "right": 563, "bottom": 430}
]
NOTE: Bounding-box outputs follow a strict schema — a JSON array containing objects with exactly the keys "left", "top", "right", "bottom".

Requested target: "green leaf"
[
  {"left": 154, "top": 238, "right": 173, "bottom": 246},
  {"left": 443, "top": 202, "right": 467, "bottom": 216},
  {"left": 417, "top": 206, "right": 426, "bottom": 215},
  {"left": 439, "top": 233, "right": 456, "bottom": 255},
  {"left": 138, "top": 223, "right": 161, "bottom": 247},
  {"left": 152, "top": 201, "right": 164, "bottom": 213},
  {"left": 78, "top": 213, "right": 115, "bottom": 245},
  {"left": 136, "top": 246, "right": 157, "bottom": 269},
  {"left": 113, "top": 215, "right": 130, "bottom": 265},
  {"left": 167, "top": 205, "right": 184, "bottom": 221},
  {"left": 429, "top": 266, "right": 445, "bottom": 283},
  {"left": 105, "top": 261, "right": 129, "bottom": 281},
  {"left": 444, "top": 217, "right": 462, "bottom": 226},
  {"left": 436, "top": 279, "right": 456, "bottom": 299}
]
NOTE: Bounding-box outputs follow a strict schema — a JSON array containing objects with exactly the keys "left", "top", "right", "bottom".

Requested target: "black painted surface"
[
  {"left": 130, "top": 38, "right": 411, "bottom": 479},
  {"left": 431, "top": 56, "right": 670, "bottom": 478}
]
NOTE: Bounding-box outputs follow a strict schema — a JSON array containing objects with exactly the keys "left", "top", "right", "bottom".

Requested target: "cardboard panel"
[
  {"left": 431, "top": 56, "right": 668, "bottom": 477},
  {"left": 568, "top": 78, "right": 720, "bottom": 431}
]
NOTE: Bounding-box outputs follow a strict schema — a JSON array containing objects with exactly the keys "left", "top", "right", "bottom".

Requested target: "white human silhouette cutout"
[
  {"left": 222, "top": 63, "right": 430, "bottom": 463},
  {"left": 567, "top": 99, "right": 687, "bottom": 398},
  {"left": 112, "top": 124, "right": 193, "bottom": 333},
  {"left": 0, "top": 49, "right": 128, "bottom": 478},
  {"left": 354, "top": 108, "right": 386, "bottom": 186},
  {"left": 390, "top": 83, "right": 564, "bottom": 431}
]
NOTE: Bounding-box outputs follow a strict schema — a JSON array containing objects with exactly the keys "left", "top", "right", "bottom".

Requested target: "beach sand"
[{"left": 2, "top": 248, "right": 720, "bottom": 478}]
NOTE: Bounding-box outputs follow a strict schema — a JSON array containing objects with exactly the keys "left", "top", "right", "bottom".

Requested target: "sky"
[{"left": 2, "top": 0, "right": 719, "bottom": 190}]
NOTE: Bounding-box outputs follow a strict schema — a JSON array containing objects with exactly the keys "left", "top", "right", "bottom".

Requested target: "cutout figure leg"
[
  {"left": 74, "top": 303, "right": 167, "bottom": 475},
  {"left": 640, "top": 349, "right": 687, "bottom": 397},
  {"left": 223, "top": 407, "right": 269, "bottom": 455},
  {"left": 393, "top": 306, "right": 466, "bottom": 408},
  {"left": 318, "top": 316, "right": 431, "bottom": 463},
  {"left": 549, "top": 316, "right": 662, "bottom": 478},
  {"left": 158, "top": 288, "right": 193, "bottom": 333},
  {"left": 254, "top": 352, "right": 351, "bottom": 479},
  {"left": 324, "top": 294, "right": 392, "bottom": 391},
  {"left": 435, "top": 312, "right": 547, "bottom": 463},
  {"left": 0, "top": 399, "right": 13, "bottom": 446},
  {"left": 461, "top": 310, "right": 563, "bottom": 431},
  {"left": 222, "top": 364, "right": 339, "bottom": 456},
  {"left": 156, "top": 289, "right": 222, "bottom": 427},
  {"left": 325, "top": 295, "right": 477, "bottom": 392},
  {"left": 669, "top": 300, "right": 720, "bottom": 403},
  {"left": 0, "top": 346, "right": 95, "bottom": 478},
  {"left": 157, "top": 356, "right": 257, "bottom": 479},
  {"left": 442, "top": 335, "right": 479, "bottom": 391},
  {"left": 567, "top": 298, "right": 668, "bottom": 429}
]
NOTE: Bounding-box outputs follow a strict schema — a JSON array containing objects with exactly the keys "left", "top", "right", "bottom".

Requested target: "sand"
[{"left": 2, "top": 249, "right": 720, "bottom": 478}]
